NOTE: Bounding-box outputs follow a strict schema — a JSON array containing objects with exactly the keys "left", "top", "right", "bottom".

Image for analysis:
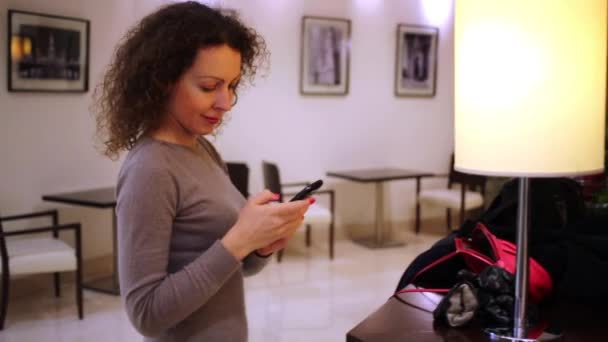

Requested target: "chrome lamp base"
[
  {"left": 485, "top": 178, "right": 562, "bottom": 342},
  {"left": 485, "top": 327, "right": 563, "bottom": 341}
]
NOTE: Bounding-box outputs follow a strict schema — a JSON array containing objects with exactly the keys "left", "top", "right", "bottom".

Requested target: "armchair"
[
  {"left": 0, "top": 209, "right": 83, "bottom": 329},
  {"left": 262, "top": 161, "right": 335, "bottom": 261},
  {"left": 416, "top": 155, "right": 486, "bottom": 233}
]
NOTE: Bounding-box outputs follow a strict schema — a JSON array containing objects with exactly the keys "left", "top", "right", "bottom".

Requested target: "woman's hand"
[
  {"left": 255, "top": 238, "right": 289, "bottom": 257},
  {"left": 221, "top": 190, "right": 312, "bottom": 260}
]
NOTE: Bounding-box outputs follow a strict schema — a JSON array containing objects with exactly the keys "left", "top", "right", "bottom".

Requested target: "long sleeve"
[
  {"left": 242, "top": 252, "right": 269, "bottom": 276},
  {"left": 117, "top": 163, "right": 242, "bottom": 337}
]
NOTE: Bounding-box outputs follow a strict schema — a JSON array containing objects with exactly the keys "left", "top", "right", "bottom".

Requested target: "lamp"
[{"left": 454, "top": 0, "right": 606, "bottom": 340}]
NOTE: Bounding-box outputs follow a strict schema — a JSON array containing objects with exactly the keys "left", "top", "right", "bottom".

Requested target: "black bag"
[
  {"left": 471, "top": 178, "right": 585, "bottom": 286},
  {"left": 465, "top": 177, "right": 608, "bottom": 301},
  {"left": 395, "top": 232, "right": 462, "bottom": 292},
  {"left": 397, "top": 177, "right": 608, "bottom": 302},
  {"left": 475, "top": 178, "right": 585, "bottom": 239}
]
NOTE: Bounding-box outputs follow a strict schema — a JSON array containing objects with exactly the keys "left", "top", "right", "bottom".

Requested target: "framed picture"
[
  {"left": 395, "top": 24, "right": 438, "bottom": 97},
  {"left": 7, "top": 10, "right": 90, "bottom": 92},
  {"left": 300, "top": 16, "right": 350, "bottom": 96}
]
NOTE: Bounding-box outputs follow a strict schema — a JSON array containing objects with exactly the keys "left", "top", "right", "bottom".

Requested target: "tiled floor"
[{"left": 0, "top": 231, "right": 442, "bottom": 342}]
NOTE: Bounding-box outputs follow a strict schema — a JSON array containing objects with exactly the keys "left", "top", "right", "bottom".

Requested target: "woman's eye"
[{"left": 199, "top": 85, "right": 217, "bottom": 92}]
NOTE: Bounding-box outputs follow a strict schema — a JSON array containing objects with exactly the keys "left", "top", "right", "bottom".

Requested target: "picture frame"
[
  {"left": 7, "top": 9, "right": 90, "bottom": 92},
  {"left": 300, "top": 16, "right": 351, "bottom": 96},
  {"left": 395, "top": 24, "right": 438, "bottom": 97}
]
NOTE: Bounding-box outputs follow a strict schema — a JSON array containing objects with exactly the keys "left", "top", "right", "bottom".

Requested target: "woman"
[{"left": 94, "top": 2, "right": 312, "bottom": 341}]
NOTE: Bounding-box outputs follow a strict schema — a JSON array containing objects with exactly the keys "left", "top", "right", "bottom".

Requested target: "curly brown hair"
[{"left": 94, "top": 1, "right": 268, "bottom": 160}]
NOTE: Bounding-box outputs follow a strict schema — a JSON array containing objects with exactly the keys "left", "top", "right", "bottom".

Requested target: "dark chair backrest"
[
  {"left": 226, "top": 162, "right": 250, "bottom": 198},
  {"left": 448, "top": 154, "right": 486, "bottom": 194},
  {"left": 262, "top": 161, "right": 283, "bottom": 201}
]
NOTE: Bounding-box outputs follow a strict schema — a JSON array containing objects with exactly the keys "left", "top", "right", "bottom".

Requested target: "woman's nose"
[{"left": 215, "top": 88, "right": 233, "bottom": 110}]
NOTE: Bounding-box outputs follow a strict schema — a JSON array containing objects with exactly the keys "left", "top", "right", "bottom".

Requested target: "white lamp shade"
[{"left": 454, "top": 0, "right": 607, "bottom": 177}]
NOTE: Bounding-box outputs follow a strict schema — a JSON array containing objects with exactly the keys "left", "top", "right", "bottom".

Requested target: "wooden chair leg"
[
  {"left": 0, "top": 270, "right": 9, "bottom": 330},
  {"left": 76, "top": 269, "right": 83, "bottom": 320},
  {"left": 415, "top": 201, "right": 422, "bottom": 234},
  {"left": 277, "top": 250, "right": 283, "bottom": 263},
  {"left": 329, "top": 223, "right": 334, "bottom": 260},
  {"left": 415, "top": 176, "right": 422, "bottom": 234},
  {"left": 305, "top": 225, "right": 311, "bottom": 247},
  {"left": 459, "top": 205, "right": 465, "bottom": 226},
  {"left": 54, "top": 273, "right": 61, "bottom": 297},
  {"left": 75, "top": 222, "right": 84, "bottom": 320},
  {"left": 446, "top": 208, "right": 452, "bottom": 232}
]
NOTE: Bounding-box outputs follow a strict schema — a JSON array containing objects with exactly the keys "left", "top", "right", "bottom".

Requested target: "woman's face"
[{"left": 164, "top": 44, "right": 241, "bottom": 139}]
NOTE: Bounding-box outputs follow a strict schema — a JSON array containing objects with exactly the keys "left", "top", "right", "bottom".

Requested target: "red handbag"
[{"left": 398, "top": 223, "right": 553, "bottom": 303}]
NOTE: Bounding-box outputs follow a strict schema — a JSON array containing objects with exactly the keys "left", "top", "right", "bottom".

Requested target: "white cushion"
[
  {"left": 1, "top": 237, "right": 77, "bottom": 276},
  {"left": 302, "top": 203, "right": 332, "bottom": 226},
  {"left": 419, "top": 189, "right": 484, "bottom": 210}
]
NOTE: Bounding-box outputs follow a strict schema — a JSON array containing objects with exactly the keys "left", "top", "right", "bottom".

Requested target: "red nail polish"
[
  {"left": 272, "top": 193, "right": 280, "bottom": 200},
  {"left": 308, "top": 197, "right": 316, "bottom": 204}
]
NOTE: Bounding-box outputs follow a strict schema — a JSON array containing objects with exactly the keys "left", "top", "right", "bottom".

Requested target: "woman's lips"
[{"left": 203, "top": 116, "right": 220, "bottom": 125}]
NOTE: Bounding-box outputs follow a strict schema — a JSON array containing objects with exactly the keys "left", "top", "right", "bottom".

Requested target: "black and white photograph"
[
  {"left": 8, "top": 10, "right": 89, "bottom": 92},
  {"left": 300, "top": 16, "right": 350, "bottom": 95},
  {"left": 395, "top": 24, "right": 438, "bottom": 97}
]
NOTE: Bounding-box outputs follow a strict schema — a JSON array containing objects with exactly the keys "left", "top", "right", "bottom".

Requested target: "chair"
[
  {"left": 262, "top": 161, "right": 335, "bottom": 261},
  {"left": 226, "top": 162, "right": 250, "bottom": 198},
  {"left": 416, "top": 155, "right": 486, "bottom": 233},
  {"left": 0, "top": 209, "right": 83, "bottom": 329}
]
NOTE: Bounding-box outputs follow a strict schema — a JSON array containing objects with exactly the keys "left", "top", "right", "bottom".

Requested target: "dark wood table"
[
  {"left": 327, "top": 168, "right": 433, "bottom": 248},
  {"left": 347, "top": 290, "right": 606, "bottom": 341},
  {"left": 43, "top": 187, "right": 119, "bottom": 295}
]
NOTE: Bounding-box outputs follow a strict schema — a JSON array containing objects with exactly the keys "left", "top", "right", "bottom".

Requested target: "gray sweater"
[{"left": 116, "top": 136, "right": 268, "bottom": 342}]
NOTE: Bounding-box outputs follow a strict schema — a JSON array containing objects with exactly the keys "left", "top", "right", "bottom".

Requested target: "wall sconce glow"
[
  {"left": 353, "top": 0, "right": 383, "bottom": 12},
  {"left": 422, "top": 0, "right": 452, "bottom": 26}
]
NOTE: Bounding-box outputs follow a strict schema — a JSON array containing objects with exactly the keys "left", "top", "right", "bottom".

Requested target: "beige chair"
[
  {"left": 416, "top": 155, "right": 486, "bottom": 233},
  {"left": 0, "top": 209, "right": 83, "bottom": 329},
  {"left": 262, "top": 161, "right": 335, "bottom": 261}
]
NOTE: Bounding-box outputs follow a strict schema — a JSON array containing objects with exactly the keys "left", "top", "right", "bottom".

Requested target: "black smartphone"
[{"left": 289, "top": 179, "right": 323, "bottom": 201}]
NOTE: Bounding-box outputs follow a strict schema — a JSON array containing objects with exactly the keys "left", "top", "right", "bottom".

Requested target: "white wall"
[{"left": 0, "top": 0, "right": 454, "bottom": 260}]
